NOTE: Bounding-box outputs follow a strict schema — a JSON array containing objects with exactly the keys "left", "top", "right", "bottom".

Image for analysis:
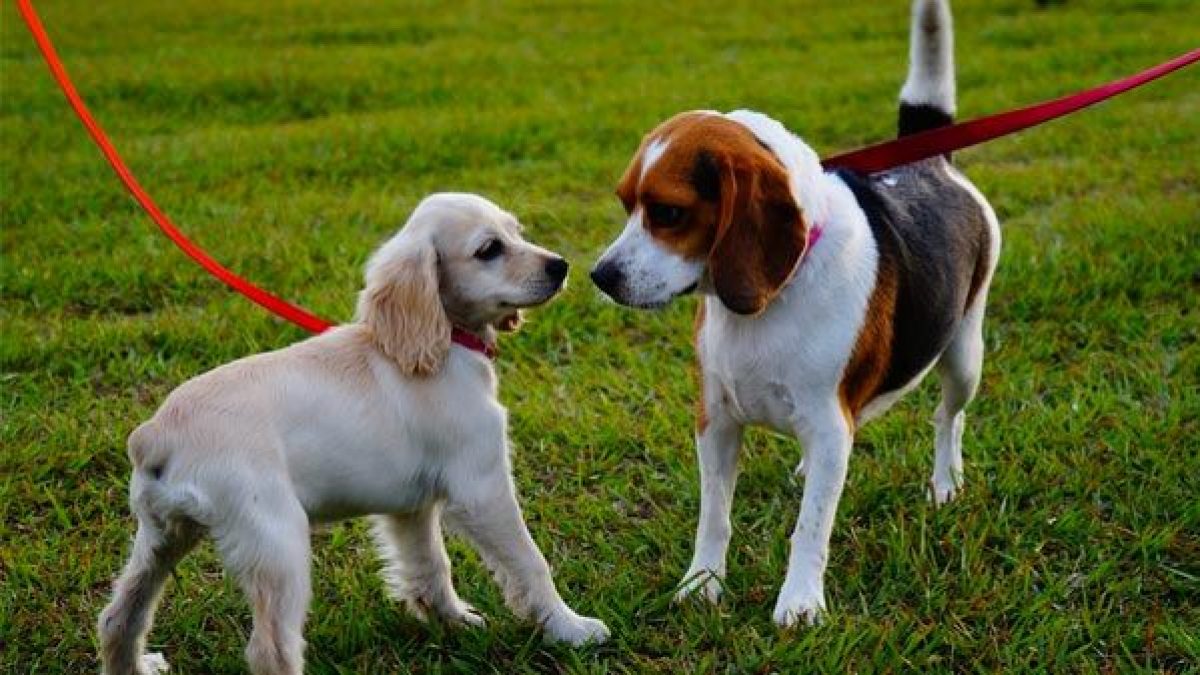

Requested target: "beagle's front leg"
[
  {"left": 774, "top": 400, "right": 852, "bottom": 627},
  {"left": 676, "top": 389, "right": 743, "bottom": 604}
]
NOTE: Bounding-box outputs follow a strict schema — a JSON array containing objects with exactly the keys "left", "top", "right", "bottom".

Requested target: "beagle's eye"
[
  {"left": 474, "top": 239, "right": 504, "bottom": 261},
  {"left": 646, "top": 202, "right": 686, "bottom": 227}
]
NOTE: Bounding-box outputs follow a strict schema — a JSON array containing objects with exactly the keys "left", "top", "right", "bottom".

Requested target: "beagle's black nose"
[
  {"left": 545, "top": 257, "right": 569, "bottom": 284},
  {"left": 589, "top": 262, "right": 624, "bottom": 296}
]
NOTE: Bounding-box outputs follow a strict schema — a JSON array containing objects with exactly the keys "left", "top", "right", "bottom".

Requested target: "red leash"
[
  {"left": 823, "top": 48, "right": 1200, "bottom": 173},
  {"left": 16, "top": 0, "right": 333, "bottom": 333},
  {"left": 17, "top": 0, "right": 1199, "bottom": 335}
]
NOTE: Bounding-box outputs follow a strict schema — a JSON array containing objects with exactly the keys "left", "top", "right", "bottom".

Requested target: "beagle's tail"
[{"left": 898, "top": 0, "right": 956, "bottom": 138}]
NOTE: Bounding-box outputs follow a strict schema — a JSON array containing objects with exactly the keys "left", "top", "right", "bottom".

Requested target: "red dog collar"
[{"left": 451, "top": 327, "right": 496, "bottom": 360}]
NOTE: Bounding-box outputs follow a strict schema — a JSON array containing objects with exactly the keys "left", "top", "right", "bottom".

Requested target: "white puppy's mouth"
[{"left": 499, "top": 280, "right": 566, "bottom": 310}]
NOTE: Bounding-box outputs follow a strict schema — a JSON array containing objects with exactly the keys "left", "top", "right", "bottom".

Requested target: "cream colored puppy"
[{"left": 98, "top": 193, "right": 608, "bottom": 675}]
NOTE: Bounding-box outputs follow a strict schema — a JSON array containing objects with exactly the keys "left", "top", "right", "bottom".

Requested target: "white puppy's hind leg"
[
  {"left": 99, "top": 515, "right": 201, "bottom": 675},
  {"left": 372, "top": 504, "right": 484, "bottom": 627},
  {"left": 931, "top": 302, "right": 985, "bottom": 505},
  {"left": 446, "top": 460, "right": 609, "bottom": 646},
  {"left": 213, "top": 492, "right": 311, "bottom": 675},
  {"left": 676, "top": 410, "right": 743, "bottom": 605},
  {"left": 774, "top": 403, "right": 852, "bottom": 628}
]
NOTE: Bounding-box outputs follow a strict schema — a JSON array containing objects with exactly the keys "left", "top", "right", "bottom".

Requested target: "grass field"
[{"left": 2, "top": 0, "right": 1198, "bottom": 672}]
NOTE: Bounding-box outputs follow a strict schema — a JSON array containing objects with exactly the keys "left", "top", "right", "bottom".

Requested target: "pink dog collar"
[{"left": 806, "top": 223, "right": 823, "bottom": 252}]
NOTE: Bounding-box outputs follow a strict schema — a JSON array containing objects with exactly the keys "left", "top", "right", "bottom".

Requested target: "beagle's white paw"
[
  {"left": 674, "top": 568, "right": 724, "bottom": 605},
  {"left": 773, "top": 584, "right": 825, "bottom": 628},
  {"left": 929, "top": 473, "right": 963, "bottom": 506}
]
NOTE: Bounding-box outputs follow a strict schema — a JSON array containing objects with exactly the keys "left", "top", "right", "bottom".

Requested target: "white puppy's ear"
[{"left": 357, "top": 239, "right": 451, "bottom": 376}]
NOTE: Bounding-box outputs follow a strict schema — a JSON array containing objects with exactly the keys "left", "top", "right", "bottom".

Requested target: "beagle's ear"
[
  {"left": 356, "top": 239, "right": 451, "bottom": 376},
  {"left": 708, "top": 152, "right": 809, "bottom": 315}
]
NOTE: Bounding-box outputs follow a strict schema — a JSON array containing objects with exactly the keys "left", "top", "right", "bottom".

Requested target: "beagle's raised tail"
[{"left": 898, "top": 0, "right": 956, "bottom": 137}]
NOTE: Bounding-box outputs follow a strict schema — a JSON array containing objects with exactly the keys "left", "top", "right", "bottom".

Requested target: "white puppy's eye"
[{"left": 475, "top": 239, "right": 504, "bottom": 261}]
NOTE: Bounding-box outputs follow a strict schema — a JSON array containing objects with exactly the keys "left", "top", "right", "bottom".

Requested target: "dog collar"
[
  {"left": 451, "top": 327, "right": 496, "bottom": 360},
  {"left": 806, "top": 223, "right": 823, "bottom": 253}
]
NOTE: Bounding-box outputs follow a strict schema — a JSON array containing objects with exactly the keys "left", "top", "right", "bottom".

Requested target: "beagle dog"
[
  {"left": 591, "top": 0, "right": 999, "bottom": 626},
  {"left": 99, "top": 193, "right": 607, "bottom": 675}
]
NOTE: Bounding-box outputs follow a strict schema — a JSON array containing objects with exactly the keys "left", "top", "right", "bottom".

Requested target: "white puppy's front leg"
[
  {"left": 372, "top": 505, "right": 484, "bottom": 627},
  {"left": 676, "top": 402, "right": 743, "bottom": 604},
  {"left": 446, "top": 456, "right": 608, "bottom": 646},
  {"left": 774, "top": 402, "right": 852, "bottom": 627}
]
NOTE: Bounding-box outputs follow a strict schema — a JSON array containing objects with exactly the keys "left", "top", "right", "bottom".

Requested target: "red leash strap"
[
  {"left": 16, "top": 0, "right": 1199, "bottom": 334},
  {"left": 824, "top": 48, "right": 1200, "bottom": 173},
  {"left": 17, "top": 0, "right": 334, "bottom": 334}
]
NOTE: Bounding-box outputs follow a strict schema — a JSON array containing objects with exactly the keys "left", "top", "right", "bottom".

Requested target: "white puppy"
[{"left": 98, "top": 193, "right": 608, "bottom": 675}]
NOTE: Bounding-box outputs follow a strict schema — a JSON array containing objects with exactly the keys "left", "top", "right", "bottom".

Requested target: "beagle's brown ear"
[
  {"left": 708, "top": 152, "right": 809, "bottom": 315},
  {"left": 356, "top": 240, "right": 451, "bottom": 376}
]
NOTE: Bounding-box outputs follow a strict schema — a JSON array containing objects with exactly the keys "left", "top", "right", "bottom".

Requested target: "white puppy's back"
[{"left": 129, "top": 324, "right": 501, "bottom": 525}]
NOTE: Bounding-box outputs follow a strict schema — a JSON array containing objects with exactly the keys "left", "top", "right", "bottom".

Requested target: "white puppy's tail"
[
  {"left": 127, "top": 421, "right": 211, "bottom": 523},
  {"left": 898, "top": 0, "right": 956, "bottom": 137}
]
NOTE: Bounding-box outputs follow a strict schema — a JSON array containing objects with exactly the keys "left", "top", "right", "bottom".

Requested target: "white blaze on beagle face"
[{"left": 590, "top": 112, "right": 812, "bottom": 315}]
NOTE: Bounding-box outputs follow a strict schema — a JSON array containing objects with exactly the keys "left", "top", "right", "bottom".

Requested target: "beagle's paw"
[
  {"left": 674, "top": 568, "right": 724, "bottom": 605},
  {"left": 772, "top": 584, "right": 826, "bottom": 628},
  {"left": 928, "top": 473, "right": 963, "bottom": 506}
]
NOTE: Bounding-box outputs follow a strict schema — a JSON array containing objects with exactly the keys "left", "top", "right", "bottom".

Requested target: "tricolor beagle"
[{"left": 591, "top": 0, "right": 1000, "bottom": 626}]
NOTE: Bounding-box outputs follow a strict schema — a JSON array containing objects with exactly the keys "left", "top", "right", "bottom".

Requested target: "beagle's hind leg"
[{"left": 931, "top": 301, "right": 985, "bottom": 505}]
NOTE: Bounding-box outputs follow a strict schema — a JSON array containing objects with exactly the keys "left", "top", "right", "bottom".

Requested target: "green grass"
[{"left": 2, "top": 0, "right": 1198, "bottom": 672}]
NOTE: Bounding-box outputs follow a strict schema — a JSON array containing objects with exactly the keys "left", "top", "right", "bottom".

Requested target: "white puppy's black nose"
[
  {"left": 545, "top": 257, "right": 569, "bottom": 284},
  {"left": 589, "top": 262, "right": 623, "bottom": 296}
]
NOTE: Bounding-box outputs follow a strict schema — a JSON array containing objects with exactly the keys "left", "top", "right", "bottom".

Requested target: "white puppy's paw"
[
  {"left": 542, "top": 608, "right": 610, "bottom": 646},
  {"left": 441, "top": 599, "right": 487, "bottom": 628},
  {"left": 673, "top": 568, "right": 724, "bottom": 605},
  {"left": 772, "top": 585, "right": 826, "bottom": 628},
  {"left": 403, "top": 595, "right": 487, "bottom": 629},
  {"left": 140, "top": 652, "right": 170, "bottom": 674}
]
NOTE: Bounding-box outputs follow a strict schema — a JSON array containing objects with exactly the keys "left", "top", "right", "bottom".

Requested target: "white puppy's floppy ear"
[{"left": 357, "top": 237, "right": 451, "bottom": 376}]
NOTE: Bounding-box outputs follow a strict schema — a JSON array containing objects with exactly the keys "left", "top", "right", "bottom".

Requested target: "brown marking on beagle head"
[
  {"left": 603, "top": 112, "right": 811, "bottom": 315},
  {"left": 838, "top": 257, "right": 899, "bottom": 417}
]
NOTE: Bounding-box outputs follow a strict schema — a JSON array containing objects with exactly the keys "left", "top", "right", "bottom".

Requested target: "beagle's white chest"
[{"left": 702, "top": 326, "right": 801, "bottom": 434}]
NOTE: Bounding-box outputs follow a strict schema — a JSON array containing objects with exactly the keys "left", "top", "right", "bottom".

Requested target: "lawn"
[{"left": 2, "top": 0, "right": 1197, "bottom": 672}]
